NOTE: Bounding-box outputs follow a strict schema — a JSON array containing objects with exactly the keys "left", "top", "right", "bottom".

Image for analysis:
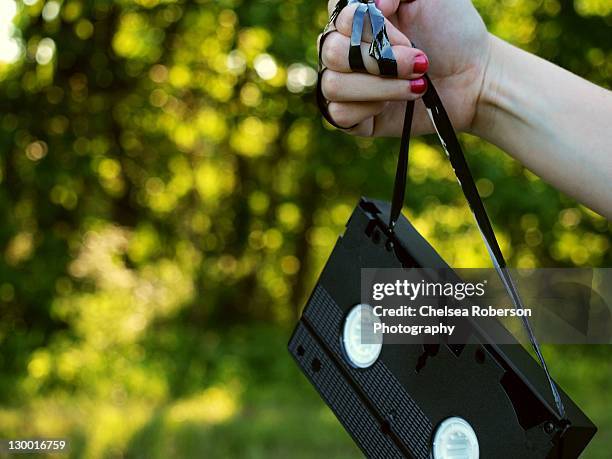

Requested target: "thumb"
[
  {"left": 375, "top": 0, "right": 417, "bottom": 18},
  {"left": 374, "top": 0, "right": 401, "bottom": 17}
]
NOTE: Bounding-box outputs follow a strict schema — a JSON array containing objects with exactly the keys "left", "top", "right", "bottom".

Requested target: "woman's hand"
[
  {"left": 321, "top": 0, "right": 612, "bottom": 218},
  {"left": 321, "top": 0, "right": 492, "bottom": 136}
]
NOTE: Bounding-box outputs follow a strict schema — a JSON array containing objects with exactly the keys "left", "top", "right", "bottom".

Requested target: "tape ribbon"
[
  {"left": 320, "top": 0, "right": 566, "bottom": 419},
  {"left": 317, "top": 0, "right": 397, "bottom": 128}
]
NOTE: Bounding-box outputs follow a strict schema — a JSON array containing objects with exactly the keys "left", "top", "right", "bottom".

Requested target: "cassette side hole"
[
  {"left": 360, "top": 200, "right": 381, "bottom": 215},
  {"left": 475, "top": 347, "right": 486, "bottom": 364},
  {"left": 296, "top": 345, "right": 305, "bottom": 356},
  {"left": 311, "top": 358, "right": 321, "bottom": 372}
]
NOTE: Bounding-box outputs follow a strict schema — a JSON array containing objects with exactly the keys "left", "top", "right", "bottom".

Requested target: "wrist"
[{"left": 470, "top": 34, "right": 513, "bottom": 140}]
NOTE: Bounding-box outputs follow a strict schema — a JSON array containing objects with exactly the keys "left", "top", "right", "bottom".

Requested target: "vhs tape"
[{"left": 288, "top": 198, "right": 596, "bottom": 458}]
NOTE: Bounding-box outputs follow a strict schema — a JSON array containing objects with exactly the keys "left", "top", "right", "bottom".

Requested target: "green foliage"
[{"left": 0, "top": 0, "right": 610, "bottom": 457}]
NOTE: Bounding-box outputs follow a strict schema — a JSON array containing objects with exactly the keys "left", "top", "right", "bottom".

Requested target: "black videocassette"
[{"left": 288, "top": 198, "right": 596, "bottom": 458}]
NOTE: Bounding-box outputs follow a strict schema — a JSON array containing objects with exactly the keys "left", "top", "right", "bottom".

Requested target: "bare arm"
[{"left": 474, "top": 35, "right": 612, "bottom": 218}]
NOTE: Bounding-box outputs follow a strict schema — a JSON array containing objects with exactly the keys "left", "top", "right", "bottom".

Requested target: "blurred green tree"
[{"left": 0, "top": 0, "right": 610, "bottom": 457}]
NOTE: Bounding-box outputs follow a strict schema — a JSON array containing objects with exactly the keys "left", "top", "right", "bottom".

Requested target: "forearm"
[{"left": 472, "top": 35, "right": 612, "bottom": 218}]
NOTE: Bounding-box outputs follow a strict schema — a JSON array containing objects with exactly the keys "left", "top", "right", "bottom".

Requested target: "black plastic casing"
[{"left": 288, "top": 198, "right": 596, "bottom": 459}]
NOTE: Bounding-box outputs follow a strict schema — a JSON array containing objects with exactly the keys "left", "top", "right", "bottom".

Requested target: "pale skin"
[{"left": 321, "top": 0, "right": 612, "bottom": 219}]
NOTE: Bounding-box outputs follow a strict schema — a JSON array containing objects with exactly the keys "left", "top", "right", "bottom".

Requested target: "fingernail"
[
  {"left": 413, "top": 54, "right": 429, "bottom": 74},
  {"left": 410, "top": 78, "right": 427, "bottom": 94}
]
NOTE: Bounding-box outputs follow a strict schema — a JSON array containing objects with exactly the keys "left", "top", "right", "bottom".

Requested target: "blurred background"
[{"left": 0, "top": 0, "right": 610, "bottom": 457}]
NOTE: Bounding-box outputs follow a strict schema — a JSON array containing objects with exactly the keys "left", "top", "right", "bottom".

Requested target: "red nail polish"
[
  {"left": 413, "top": 54, "right": 428, "bottom": 74},
  {"left": 410, "top": 78, "right": 427, "bottom": 94}
]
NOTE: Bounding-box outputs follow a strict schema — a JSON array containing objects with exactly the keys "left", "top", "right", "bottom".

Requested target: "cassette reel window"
[
  {"left": 342, "top": 304, "right": 383, "bottom": 369},
  {"left": 432, "top": 417, "right": 480, "bottom": 459}
]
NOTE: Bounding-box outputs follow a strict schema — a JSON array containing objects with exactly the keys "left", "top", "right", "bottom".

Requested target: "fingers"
[
  {"left": 321, "top": 31, "right": 428, "bottom": 79},
  {"left": 322, "top": 70, "right": 427, "bottom": 102},
  {"left": 327, "top": 101, "right": 387, "bottom": 128},
  {"left": 321, "top": 1, "right": 428, "bottom": 136},
  {"left": 338, "top": 100, "right": 434, "bottom": 138},
  {"left": 369, "top": 100, "right": 432, "bottom": 137},
  {"left": 335, "top": 3, "right": 411, "bottom": 46},
  {"left": 347, "top": 118, "right": 376, "bottom": 137}
]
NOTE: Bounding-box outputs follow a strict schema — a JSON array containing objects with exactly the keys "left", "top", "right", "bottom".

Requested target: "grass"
[{"left": 0, "top": 328, "right": 609, "bottom": 458}]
